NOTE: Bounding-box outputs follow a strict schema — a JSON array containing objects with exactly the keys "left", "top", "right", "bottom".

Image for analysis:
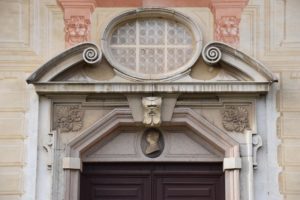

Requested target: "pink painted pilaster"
[
  {"left": 58, "top": 0, "right": 96, "bottom": 48},
  {"left": 210, "top": 0, "right": 249, "bottom": 46}
]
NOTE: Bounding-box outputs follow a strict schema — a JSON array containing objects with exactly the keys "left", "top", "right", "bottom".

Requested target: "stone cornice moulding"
[{"left": 57, "top": 0, "right": 249, "bottom": 47}]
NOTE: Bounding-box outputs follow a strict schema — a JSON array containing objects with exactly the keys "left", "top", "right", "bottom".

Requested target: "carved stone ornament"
[
  {"left": 83, "top": 47, "right": 102, "bottom": 64},
  {"left": 222, "top": 106, "right": 249, "bottom": 132},
  {"left": 65, "top": 16, "right": 90, "bottom": 46},
  {"left": 54, "top": 105, "right": 84, "bottom": 132},
  {"left": 141, "top": 128, "right": 164, "bottom": 158},
  {"left": 252, "top": 134, "right": 263, "bottom": 169},
  {"left": 202, "top": 44, "right": 222, "bottom": 65},
  {"left": 215, "top": 16, "right": 240, "bottom": 46},
  {"left": 43, "top": 131, "right": 57, "bottom": 170},
  {"left": 142, "top": 97, "right": 162, "bottom": 127}
]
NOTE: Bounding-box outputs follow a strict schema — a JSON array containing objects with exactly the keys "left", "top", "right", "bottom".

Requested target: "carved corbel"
[
  {"left": 252, "top": 134, "right": 262, "bottom": 169},
  {"left": 142, "top": 97, "right": 162, "bottom": 127},
  {"left": 43, "top": 131, "right": 57, "bottom": 170}
]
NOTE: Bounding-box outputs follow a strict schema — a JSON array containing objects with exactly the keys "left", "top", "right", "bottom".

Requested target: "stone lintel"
[{"left": 33, "top": 82, "right": 270, "bottom": 94}]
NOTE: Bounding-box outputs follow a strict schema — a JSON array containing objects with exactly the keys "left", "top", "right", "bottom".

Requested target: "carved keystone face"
[{"left": 142, "top": 97, "right": 162, "bottom": 127}]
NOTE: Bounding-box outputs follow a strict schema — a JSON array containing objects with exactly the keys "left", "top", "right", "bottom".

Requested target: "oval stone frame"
[
  {"left": 100, "top": 8, "right": 203, "bottom": 81},
  {"left": 141, "top": 128, "right": 164, "bottom": 158}
]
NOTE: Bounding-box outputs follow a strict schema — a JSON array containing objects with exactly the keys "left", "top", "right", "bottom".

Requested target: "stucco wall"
[{"left": 0, "top": 0, "right": 299, "bottom": 199}]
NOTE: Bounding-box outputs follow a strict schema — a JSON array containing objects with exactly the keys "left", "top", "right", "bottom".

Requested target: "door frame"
[
  {"left": 63, "top": 108, "right": 241, "bottom": 200},
  {"left": 80, "top": 162, "right": 225, "bottom": 200}
]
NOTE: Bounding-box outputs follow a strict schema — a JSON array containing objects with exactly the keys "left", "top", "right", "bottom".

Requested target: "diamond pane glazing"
[
  {"left": 109, "top": 18, "right": 195, "bottom": 76},
  {"left": 139, "top": 48, "right": 164, "bottom": 74}
]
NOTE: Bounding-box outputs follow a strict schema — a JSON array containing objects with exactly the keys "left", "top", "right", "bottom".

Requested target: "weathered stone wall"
[
  {"left": 0, "top": 1, "right": 64, "bottom": 199},
  {"left": 239, "top": 1, "right": 300, "bottom": 199},
  {"left": 0, "top": 0, "right": 299, "bottom": 199}
]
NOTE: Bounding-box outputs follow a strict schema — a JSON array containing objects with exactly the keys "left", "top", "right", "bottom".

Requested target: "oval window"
[{"left": 101, "top": 9, "right": 203, "bottom": 80}]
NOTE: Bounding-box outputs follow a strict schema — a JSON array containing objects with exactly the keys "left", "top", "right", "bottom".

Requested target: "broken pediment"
[
  {"left": 27, "top": 41, "right": 277, "bottom": 94},
  {"left": 52, "top": 58, "right": 115, "bottom": 82},
  {"left": 27, "top": 8, "right": 276, "bottom": 94}
]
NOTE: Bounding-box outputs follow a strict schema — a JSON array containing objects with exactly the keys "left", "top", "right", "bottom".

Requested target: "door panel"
[{"left": 80, "top": 163, "right": 224, "bottom": 200}]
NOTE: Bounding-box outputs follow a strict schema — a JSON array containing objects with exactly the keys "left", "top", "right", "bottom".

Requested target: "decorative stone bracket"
[
  {"left": 252, "top": 134, "right": 263, "bottom": 169},
  {"left": 43, "top": 131, "right": 57, "bottom": 170}
]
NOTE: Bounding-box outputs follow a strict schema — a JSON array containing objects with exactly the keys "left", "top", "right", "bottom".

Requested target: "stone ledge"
[{"left": 34, "top": 82, "right": 271, "bottom": 94}]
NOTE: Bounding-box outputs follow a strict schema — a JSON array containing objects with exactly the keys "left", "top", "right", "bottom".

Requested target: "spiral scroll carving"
[
  {"left": 202, "top": 45, "right": 222, "bottom": 65},
  {"left": 83, "top": 47, "right": 102, "bottom": 64}
]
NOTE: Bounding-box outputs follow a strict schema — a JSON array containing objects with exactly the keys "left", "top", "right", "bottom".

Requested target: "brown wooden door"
[{"left": 80, "top": 163, "right": 225, "bottom": 200}]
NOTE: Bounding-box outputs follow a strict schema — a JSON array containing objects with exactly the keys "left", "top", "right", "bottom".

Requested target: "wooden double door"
[{"left": 80, "top": 162, "right": 225, "bottom": 200}]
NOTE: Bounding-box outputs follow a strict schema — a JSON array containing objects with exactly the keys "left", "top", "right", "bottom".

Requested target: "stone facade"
[{"left": 0, "top": 1, "right": 299, "bottom": 200}]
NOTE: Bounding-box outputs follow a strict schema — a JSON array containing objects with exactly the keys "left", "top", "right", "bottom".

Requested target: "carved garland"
[
  {"left": 54, "top": 105, "right": 84, "bottom": 132},
  {"left": 222, "top": 105, "right": 249, "bottom": 132}
]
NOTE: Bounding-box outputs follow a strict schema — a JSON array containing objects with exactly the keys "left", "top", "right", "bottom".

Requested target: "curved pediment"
[
  {"left": 201, "top": 42, "right": 277, "bottom": 82},
  {"left": 26, "top": 42, "right": 102, "bottom": 83}
]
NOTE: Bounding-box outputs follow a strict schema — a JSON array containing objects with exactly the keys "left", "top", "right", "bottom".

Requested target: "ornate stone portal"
[{"left": 27, "top": 8, "right": 278, "bottom": 200}]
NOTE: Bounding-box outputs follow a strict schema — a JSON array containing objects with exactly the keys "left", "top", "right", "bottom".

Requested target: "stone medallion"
[{"left": 141, "top": 128, "right": 164, "bottom": 158}]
